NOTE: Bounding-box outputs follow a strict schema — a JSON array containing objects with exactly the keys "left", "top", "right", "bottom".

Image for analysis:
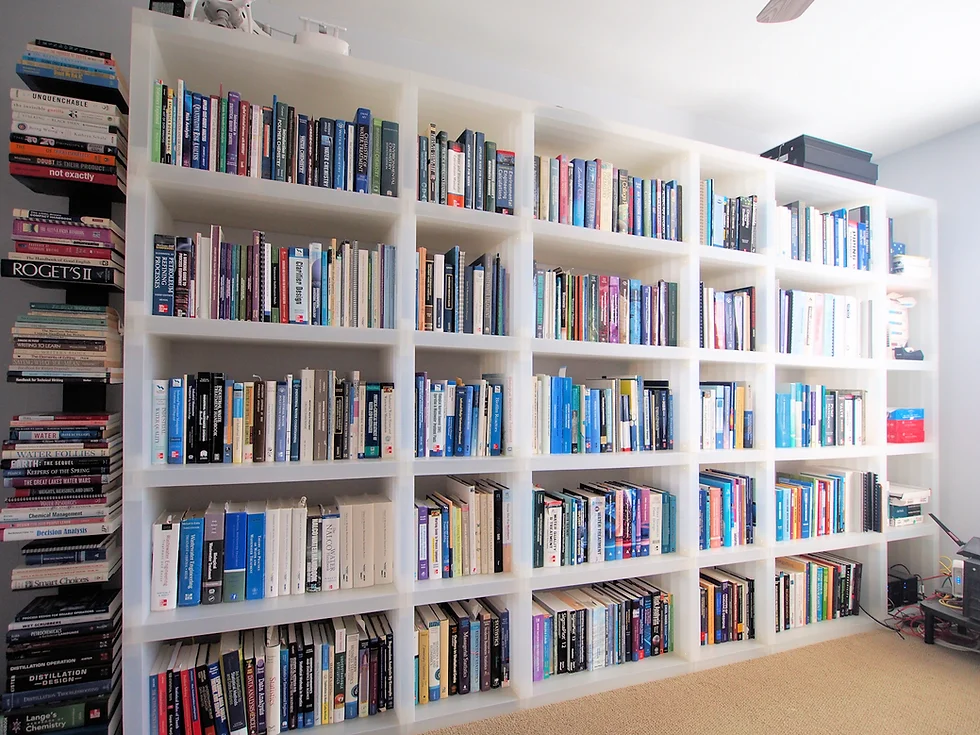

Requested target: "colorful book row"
[
  {"left": 774, "top": 383, "right": 866, "bottom": 449},
  {"left": 698, "top": 470, "right": 757, "bottom": 550},
  {"left": 415, "top": 374, "right": 512, "bottom": 458},
  {"left": 417, "top": 125, "right": 514, "bottom": 213},
  {"left": 416, "top": 246, "right": 507, "bottom": 335}
]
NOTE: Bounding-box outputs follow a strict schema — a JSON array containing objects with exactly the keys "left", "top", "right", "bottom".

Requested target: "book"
[
  {"left": 700, "top": 567, "right": 755, "bottom": 645},
  {"left": 775, "top": 552, "right": 862, "bottom": 630}
]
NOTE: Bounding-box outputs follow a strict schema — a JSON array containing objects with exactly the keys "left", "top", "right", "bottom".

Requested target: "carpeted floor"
[{"left": 430, "top": 631, "right": 980, "bottom": 735}]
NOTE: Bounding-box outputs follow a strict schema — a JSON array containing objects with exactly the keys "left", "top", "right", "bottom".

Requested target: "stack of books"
[
  {"left": 8, "top": 304, "right": 123, "bottom": 385},
  {"left": 775, "top": 203, "right": 871, "bottom": 270},
  {"left": 415, "top": 598, "right": 510, "bottom": 703},
  {"left": 698, "top": 181, "right": 758, "bottom": 250},
  {"left": 890, "top": 242, "right": 931, "bottom": 278},
  {"left": 532, "top": 373, "right": 674, "bottom": 455},
  {"left": 699, "top": 568, "right": 755, "bottom": 645},
  {"left": 154, "top": 370, "right": 395, "bottom": 465},
  {"left": 12, "top": 40, "right": 128, "bottom": 198},
  {"left": 1, "top": 411, "right": 121, "bottom": 544},
  {"left": 699, "top": 381, "right": 754, "bottom": 450},
  {"left": 150, "top": 616, "right": 393, "bottom": 732},
  {"left": 775, "top": 552, "right": 863, "bottom": 631},
  {"left": 417, "top": 125, "right": 514, "bottom": 214},
  {"left": 415, "top": 478, "right": 513, "bottom": 580},
  {"left": 13, "top": 535, "right": 119, "bottom": 592},
  {"left": 152, "top": 81, "right": 398, "bottom": 195},
  {"left": 775, "top": 383, "right": 866, "bottom": 448},
  {"left": 152, "top": 231, "right": 395, "bottom": 327},
  {"left": 532, "top": 481, "right": 676, "bottom": 568},
  {"left": 415, "top": 247, "right": 507, "bottom": 335},
  {"left": 777, "top": 289, "right": 870, "bottom": 357},
  {"left": 3, "top": 589, "right": 121, "bottom": 733},
  {"left": 775, "top": 469, "right": 878, "bottom": 540},
  {"left": 2, "top": 209, "right": 125, "bottom": 289},
  {"left": 151, "top": 495, "right": 392, "bottom": 611},
  {"left": 699, "top": 470, "right": 757, "bottom": 549},
  {"left": 700, "top": 283, "right": 756, "bottom": 350},
  {"left": 531, "top": 581, "right": 673, "bottom": 680},
  {"left": 534, "top": 266, "right": 679, "bottom": 346},
  {"left": 415, "top": 374, "right": 512, "bottom": 458},
  {"left": 887, "top": 483, "right": 931, "bottom": 528},
  {"left": 533, "top": 156, "right": 683, "bottom": 241}
]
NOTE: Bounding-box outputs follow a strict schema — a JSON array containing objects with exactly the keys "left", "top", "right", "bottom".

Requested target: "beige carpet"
[{"left": 430, "top": 631, "right": 980, "bottom": 735}]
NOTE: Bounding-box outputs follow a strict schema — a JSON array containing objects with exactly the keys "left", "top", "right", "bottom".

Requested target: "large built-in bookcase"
[{"left": 122, "top": 9, "right": 939, "bottom": 733}]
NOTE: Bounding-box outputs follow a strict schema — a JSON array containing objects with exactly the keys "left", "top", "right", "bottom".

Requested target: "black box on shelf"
[{"left": 761, "top": 134, "right": 878, "bottom": 185}]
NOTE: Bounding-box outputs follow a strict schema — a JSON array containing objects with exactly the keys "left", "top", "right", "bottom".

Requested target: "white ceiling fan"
[{"left": 757, "top": 0, "right": 816, "bottom": 23}]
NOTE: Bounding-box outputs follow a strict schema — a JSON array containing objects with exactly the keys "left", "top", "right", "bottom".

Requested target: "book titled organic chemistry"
[
  {"left": 416, "top": 246, "right": 507, "bottom": 335},
  {"left": 415, "top": 374, "right": 512, "bottom": 458},
  {"left": 700, "top": 381, "right": 754, "bottom": 450},
  {"left": 532, "top": 481, "right": 676, "bottom": 569},
  {"left": 151, "top": 494, "right": 391, "bottom": 611},
  {"left": 699, "top": 469, "right": 756, "bottom": 550},
  {"left": 415, "top": 478, "right": 511, "bottom": 581},
  {"left": 534, "top": 155, "right": 683, "bottom": 241},
  {"left": 152, "top": 80, "right": 398, "bottom": 196},
  {"left": 775, "top": 468, "right": 879, "bottom": 540},
  {"left": 534, "top": 265, "right": 678, "bottom": 346},
  {"left": 775, "top": 552, "right": 862, "bottom": 632},
  {"left": 154, "top": 369, "right": 395, "bottom": 465},
  {"left": 418, "top": 124, "right": 513, "bottom": 214},
  {"left": 147, "top": 615, "right": 393, "bottom": 733},
  {"left": 532, "top": 373, "right": 673, "bottom": 455},
  {"left": 531, "top": 581, "right": 673, "bottom": 680},
  {"left": 152, "top": 230, "right": 395, "bottom": 328},
  {"left": 699, "top": 568, "right": 755, "bottom": 646}
]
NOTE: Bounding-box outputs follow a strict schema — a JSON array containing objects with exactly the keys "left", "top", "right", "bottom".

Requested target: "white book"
[
  {"left": 288, "top": 248, "right": 310, "bottom": 324},
  {"left": 445, "top": 476, "right": 478, "bottom": 575},
  {"left": 151, "top": 379, "right": 167, "bottom": 464},
  {"left": 208, "top": 97, "right": 218, "bottom": 172},
  {"left": 300, "top": 368, "right": 315, "bottom": 462},
  {"left": 369, "top": 495, "right": 392, "bottom": 586},
  {"left": 291, "top": 498, "right": 307, "bottom": 595},
  {"left": 196, "top": 234, "right": 211, "bottom": 320},
  {"left": 429, "top": 381, "right": 446, "bottom": 456},
  {"left": 251, "top": 103, "right": 261, "bottom": 178},
  {"left": 312, "top": 623, "right": 323, "bottom": 726},
  {"left": 326, "top": 619, "right": 345, "bottom": 722},
  {"left": 341, "top": 615, "right": 359, "bottom": 716},
  {"left": 543, "top": 498, "right": 561, "bottom": 567},
  {"left": 473, "top": 268, "right": 485, "bottom": 335},
  {"left": 349, "top": 497, "right": 374, "bottom": 588},
  {"left": 370, "top": 248, "right": 382, "bottom": 328},
  {"left": 151, "top": 511, "right": 180, "bottom": 611},
  {"left": 264, "top": 381, "right": 276, "bottom": 462},
  {"left": 428, "top": 504, "right": 443, "bottom": 579},
  {"left": 10, "top": 99, "right": 122, "bottom": 127},
  {"left": 278, "top": 499, "right": 292, "bottom": 596},
  {"left": 380, "top": 383, "right": 395, "bottom": 459},
  {"left": 321, "top": 506, "right": 340, "bottom": 591},
  {"left": 264, "top": 500, "right": 280, "bottom": 598},
  {"left": 283, "top": 373, "right": 293, "bottom": 458},
  {"left": 175, "top": 79, "right": 185, "bottom": 162},
  {"left": 433, "top": 252, "right": 445, "bottom": 331},
  {"left": 357, "top": 247, "right": 369, "bottom": 329},
  {"left": 338, "top": 497, "right": 354, "bottom": 589},
  {"left": 476, "top": 380, "right": 489, "bottom": 456}
]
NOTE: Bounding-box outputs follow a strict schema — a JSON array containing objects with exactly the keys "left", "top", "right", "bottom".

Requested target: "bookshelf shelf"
[
  {"left": 123, "top": 10, "right": 940, "bottom": 733},
  {"left": 769, "top": 615, "right": 873, "bottom": 654},
  {"left": 884, "top": 522, "right": 935, "bottom": 541},
  {"left": 134, "top": 585, "right": 400, "bottom": 643}
]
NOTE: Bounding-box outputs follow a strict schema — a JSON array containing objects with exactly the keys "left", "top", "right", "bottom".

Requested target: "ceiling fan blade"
[{"left": 757, "top": 0, "right": 816, "bottom": 23}]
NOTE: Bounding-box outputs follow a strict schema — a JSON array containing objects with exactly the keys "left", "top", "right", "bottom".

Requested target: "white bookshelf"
[{"left": 122, "top": 10, "right": 940, "bottom": 734}]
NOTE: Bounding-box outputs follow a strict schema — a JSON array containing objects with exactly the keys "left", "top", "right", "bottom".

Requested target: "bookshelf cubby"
[{"left": 123, "top": 10, "right": 940, "bottom": 734}]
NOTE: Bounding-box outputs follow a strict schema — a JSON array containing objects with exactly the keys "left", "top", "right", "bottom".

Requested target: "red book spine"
[
  {"left": 279, "top": 247, "right": 288, "bottom": 324},
  {"left": 251, "top": 232, "right": 261, "bottom": 321},
  {"left": 12, "top": 219, "right": 113, "bottom": 243},
  {"left": 558, "top": 155, "right": 569, "bottom": 225},
  {"left": 238, "top": 100, "right": 249, "bottom": 177},
  {"left": 7, "top": 474, "right": 111, "bottom": 488},
  {"left": 8, "top": 495, "right": 112, "bottom": 505},
  {"left": 9, "top": 162, "right": 120, "bottom": 188},
  {"left": 14, "top": 241, "right": 117, "bottom": 259}
]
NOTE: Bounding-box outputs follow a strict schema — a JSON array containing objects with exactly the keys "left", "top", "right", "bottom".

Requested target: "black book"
[
  {"left": 196, "top": 371, "right": 212, "bottom": 463},
  {"left": 253, "top": 379, "right": 265, "bottom": 463},
  {"left": 7, "top": 629, "right": 119, "bottom": 657},
  {"left": 211, "top": 372, "right": 225, "bottom": 463},
  {"left": 195, "top": 652, "right": 216, "bottom": 735},
  {"left": 380, "top": 121, "right": 398, "bottom": 197},
  {"left": 10, "top": 132, "right": 122, "bottom": 158},
  {"left": 7, "top": 661, "right": 115, "bottom": 692},
  {"left": 440, "top": 603, "right": 459, "bottom": 696},
  {"left": 488, "top": 608, "right": 502, "bottom": 688},
  {"left": 6, "top": 642, "right": 117, "bottom": 674},
  {"left": 1, "top": 259, "right": 123, "bottom": 287},
  {"left": 14, "top": 589, "right": 120, "bottom": 623},
  {"left": 287, "top": 625, "right": 298, "bottom": 730},
  {"left": 286, "top": 106, "right": 296, "bottom": 183},
  {"left": 302, "top": 622, "right": 314, "bottom": 722},
  {"left": 220, "top": 633, "right": 247, "bottom": 735},
  {"left": 184, "top": 374, "right": 197, "bottom": 464}
]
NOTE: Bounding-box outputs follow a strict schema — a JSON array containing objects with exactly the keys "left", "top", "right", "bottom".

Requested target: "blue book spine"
[
  {"left": 354, "top": 108, "right": 371, "bottom": 193},
  {"left": 270, "top": 94, "right": 278, "bottom": 179},
  {"left": 489, "top": 384, "right": 503, "bottom": 456},
  {"left": 633, "top": 177, "right": 642, "bottom": 235},
  {"left": 562, "top": 377, "right": 573, "bottom": 453},
  {"left": 191, "top": 92, "right": 202, "bottom": 169},
  {"left": 320, "top": 250, "right": 330, "bottom": 325},
  {"left": 279, "top": 647, "right": 289, "bottom": 730},
  {"left": 549, "top": 376, "right": 561, "bottom": 454},
  {"left": 21, "top": 51, "right": 112, "bottom": 73},
  {"left": 289, "top": 378, "right": 301, "bottom": 461},
  {"left": 168, "top": 377, "right": 184, "bottom": 464},
  {"left": 177, "top": 514, "right": 204, "bottom": 606},
  {"left": 200, "top": 94, "right": 210, "bottom": 171},
  {"left": 584, "top": 160, "right": 597, "bottom": 229},
  {"left": 297, "top": 114, "right": 308, "bottom": 185},
  {"left": 640, "top": 285, "right": 651, "bottom": 345},
  {"left": 16, "top": 62, "right": 120, "bottom": 89},
  {"left": 333, "top": 119, "right": 346, "bottom": 189},
  {"left": 311, "top": 247, "right": 322, "bottom": 326},
  {"left": 629, "top": 280, "right": 641, "bottom": 344},
  {"left": 440, "top": 500, "right": 451, "bottom": 578},
  {"left": 590, "top": 390, "right": 600, "bottom": 454},
  {"left": 246, "top": 510, "right": 265, "bottom": 599},
  {"left": 604, "top": 492, "right": 616, "bottom": 561},
  {"left": 445, "top": 398, "right": 455, "bottom": 458},
  {"left": 462, "top": 385, "right": 475, "bottom": 456},
  {"left": 415, "top": 374, "right": 426, "bottom": 458},
  {"left": 149, "top": 670, "right": 159, "bottom": 735},
  {"left": 428, "top": 382, "right": 444, "bottom": 458},
  {"left": 223, "top": 509, "right": 247, "bottom": 602},
  {"left": 207, "top": 661, "right": 230, "bottom": 735},
  {"left": 223, "top": 379, "right": 234, "bottom": 463},
  {"left": 540, "top": 616, "right": 550, "bottom": 678},
  {"left": 775, "top": 488, "right": 784, "bottom": 541},
  {"left": 182, "top": 89, "right": 193, "bottom": 167},
  {"left": 714, "top": 391, "right": 724, "bottom": 450},
  {"left": 454, "top": 384, "right": 467, "bottom": 456},
  {"left": 275, "top": 381, "right": 288, "bottom": 462},
  {"left": 571, "top": 158, "right": 586, "bottom": 227},
  {"left": 226, "top": 91, "right": 240, "bottom": 174},
  {"left": 152, "top": 237, "right": 176, "bottom": 316},
  {"left": 721, "top": 482, "right": 733, "bottom": 547}
]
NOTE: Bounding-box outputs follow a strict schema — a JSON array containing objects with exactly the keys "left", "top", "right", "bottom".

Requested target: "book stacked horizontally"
[
  {"left": 12, "top": 534, "right": 120, "bottom": 591},
  {"left": 2, "top": 589, "right": 121, "bottom": 733},
  {"left": 11, "top": 40, "right": 127, "bottom": 199},
  {"left": 2, "top": 209, "right": 125, "bottom": 288},
  {"left": 8, "top": 306, "right": 123, "bottom": 384},
  {"left": 0, "top": 412, "right": 122, "bottom": 543},
  {"left": 888, "top": 483, "right": 931, "bottom": 527}
]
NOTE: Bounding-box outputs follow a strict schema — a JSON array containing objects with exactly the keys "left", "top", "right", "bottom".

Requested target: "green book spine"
[
  {"left": 151, "top": 81, "right": 163, "bottom": 163},
  {"left": 219, "top": 96, "right": 228, "bottom": 173},
  {"left": 667, "top": 282, "right": 678, "bottom": 346},
  {"left": 642, "top": 179, "right": 652, "bottom": 237},
  {"left": 484, "top": 141, "right": 497, "bottom": 212},
  {"left": 238, "top": 245, "right": 247, "bottom": 321},
  {"left": 230, "top": 244, "right": 240, "bottom": 320},
  {"left": 371, "top": 117, "right": 382, "bottom": 195}
]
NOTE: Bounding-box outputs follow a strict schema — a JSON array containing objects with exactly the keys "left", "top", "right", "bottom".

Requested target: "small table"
[{"left": 920, "top": 597, "right": 980, "bottom": 644}]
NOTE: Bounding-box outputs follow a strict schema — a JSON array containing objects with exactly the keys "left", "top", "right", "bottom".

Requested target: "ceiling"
[{"left": 271, "top": 0, "right": 980, "bottom": 158}]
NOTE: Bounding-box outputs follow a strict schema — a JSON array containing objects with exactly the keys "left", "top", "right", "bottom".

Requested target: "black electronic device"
[
  {"left": 888, "top": 573, "right": 918, "bottom": 609},
  {"left": 929, "top": 513, "right": 980, "bottom": 622},
  {"left": 761, "top": 134, "right": 878, "bottom": 184}
]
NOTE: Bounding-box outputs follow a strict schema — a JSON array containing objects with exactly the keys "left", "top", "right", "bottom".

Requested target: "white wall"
[{"left": 878, "top": 125, "right": 980, "bottom": 560}]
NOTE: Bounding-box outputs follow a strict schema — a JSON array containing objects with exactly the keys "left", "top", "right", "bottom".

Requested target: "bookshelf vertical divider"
[{"left": 122, "top": 9, "right": 940, "bottom": 734}]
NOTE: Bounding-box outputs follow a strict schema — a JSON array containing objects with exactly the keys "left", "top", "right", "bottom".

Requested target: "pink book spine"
[
  {"left": 558, "top": 155, "right": 569, "bottom": 225},
  {"left": 609, "top": 276, "right": 619, "bottom": 344},
  {"left": 13, "top": 221, "right": 112, "bottom": 243}
]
